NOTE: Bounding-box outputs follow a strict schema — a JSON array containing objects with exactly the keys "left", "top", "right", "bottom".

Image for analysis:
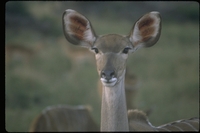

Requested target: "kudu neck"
[{"left": 101, "top": 71, "right": 129, "bottom": 131}]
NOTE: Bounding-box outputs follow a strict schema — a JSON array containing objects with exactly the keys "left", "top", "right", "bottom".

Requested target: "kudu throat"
[{"left": 101, "top": 71, "right": 129, "bottom": 131}]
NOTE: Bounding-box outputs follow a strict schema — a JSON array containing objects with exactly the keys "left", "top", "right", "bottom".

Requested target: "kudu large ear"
[
  {"left": 129, "top": 12, "right": 161, "bottom": 51},
  {"left": 62, "top": 9, "right": 97, "bottom": 48}
]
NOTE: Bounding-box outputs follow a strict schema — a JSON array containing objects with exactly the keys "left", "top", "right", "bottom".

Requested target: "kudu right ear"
[
  {"left": 129, "top": 11, "right": 161, "bottom": 51},
  {"left": 62, "top": 9, "right": 97, "bottom": 48}
]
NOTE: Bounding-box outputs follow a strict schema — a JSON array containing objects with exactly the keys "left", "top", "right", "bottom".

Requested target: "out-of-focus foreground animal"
[{"left": 29, "top": 105, "right": 99, "bottom": 132}]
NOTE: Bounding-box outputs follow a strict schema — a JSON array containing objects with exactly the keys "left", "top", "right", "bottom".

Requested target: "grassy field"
[{"left": 5, "top": 2, "right": 199, "bottom": 132}]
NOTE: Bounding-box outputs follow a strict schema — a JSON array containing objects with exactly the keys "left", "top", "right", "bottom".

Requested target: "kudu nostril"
[
  {"left": 101, "top": 70, "right": 115, "bottom": 81},
  {"left": 110, "top": 71, "right": 115, "bottom": 78}
]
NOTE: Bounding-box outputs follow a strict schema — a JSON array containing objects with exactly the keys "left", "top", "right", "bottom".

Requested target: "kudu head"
[{"left": 62, "top": 9, "right": 161, "bottom": 87}]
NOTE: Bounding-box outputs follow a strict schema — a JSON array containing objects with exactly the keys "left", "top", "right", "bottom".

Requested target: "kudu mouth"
[
  {"left": 101, "top": 77, "right": 117, "bottom": 87},
  {"left": 100, "top": 70, "right": 117, "bottom": 87},
  {"left": 100, "top": 69, "right": 126, "bottom": 87}
]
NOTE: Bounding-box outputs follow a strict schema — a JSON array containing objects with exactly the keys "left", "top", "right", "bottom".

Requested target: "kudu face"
[
  {"left": 62, "top": 9, "right": 161, "bottom": 87},
  {"left": 93, "top": 35, "right": 132, "bottom": 87}
]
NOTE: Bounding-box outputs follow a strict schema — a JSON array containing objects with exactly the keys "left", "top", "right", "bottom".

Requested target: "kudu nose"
[{"left": 101, "top": 70, "right": 115, "bottom": 81}]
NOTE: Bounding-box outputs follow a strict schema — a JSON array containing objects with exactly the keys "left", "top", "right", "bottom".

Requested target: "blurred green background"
[{"left": 5, "top": 1, "right": 199, "bottom": 132}]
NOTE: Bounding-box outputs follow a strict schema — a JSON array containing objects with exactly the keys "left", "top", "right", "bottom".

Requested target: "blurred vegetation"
[{"left": 5, "top": 1, "right": 199, "bottom": 132}]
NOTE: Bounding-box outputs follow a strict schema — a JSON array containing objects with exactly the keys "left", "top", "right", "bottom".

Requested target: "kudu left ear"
[
  {"left": 129, "top": 11, "right": 161, "bottom": 51},
  {"left": 62, "top": 9, "right": 97, "bottom": 48}
]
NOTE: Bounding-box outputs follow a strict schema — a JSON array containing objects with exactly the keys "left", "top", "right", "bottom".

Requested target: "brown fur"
[{"left": 69, "top": 15, "right": 87, "bottom": 40}]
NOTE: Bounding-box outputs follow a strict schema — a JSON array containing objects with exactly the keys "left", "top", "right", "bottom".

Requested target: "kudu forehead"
[
  {"left": 98, "top": 53, "right": 124, "bottom": 66},
  {"left": 94, "top": 34, "right": 131, "bottom": 53}
]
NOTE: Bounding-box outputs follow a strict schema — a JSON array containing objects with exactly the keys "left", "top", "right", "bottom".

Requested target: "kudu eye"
[
  {"left": 122, "top": 47, "right": 131, "bottom": 54},
  {"left": 91, "top": 47, "right": 99, "bottom": 54}
]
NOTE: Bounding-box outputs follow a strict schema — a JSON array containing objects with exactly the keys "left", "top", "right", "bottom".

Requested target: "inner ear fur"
[
  {"left": 62, "top": 9, "right": 97, "bottom": 48},
  {"left": 129, "top": 11, "right": 161, "bottom": 49}
]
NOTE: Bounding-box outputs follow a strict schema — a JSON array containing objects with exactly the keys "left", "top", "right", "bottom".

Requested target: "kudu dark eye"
[
  {"left": 91, "top": 47, "right": 99, "bottom": 54},
  {"left": 122, "top": 47, "right": 131, "bottom": 54}
]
